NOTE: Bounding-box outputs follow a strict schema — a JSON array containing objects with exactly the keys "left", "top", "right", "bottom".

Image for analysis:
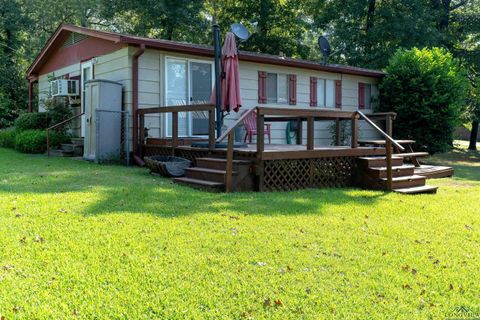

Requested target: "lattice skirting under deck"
[{"left": 263, "top": 157, "right": 356, "bottom": 191}]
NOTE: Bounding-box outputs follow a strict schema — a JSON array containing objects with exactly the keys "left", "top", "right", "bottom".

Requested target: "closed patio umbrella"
[{"left": 210, "top": 32, "right": 242, "bottom": 113}]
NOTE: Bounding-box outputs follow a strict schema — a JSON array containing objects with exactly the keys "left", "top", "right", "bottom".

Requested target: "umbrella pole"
[{"left": 213, "top": 24, "right": 223, "bottom": 138}]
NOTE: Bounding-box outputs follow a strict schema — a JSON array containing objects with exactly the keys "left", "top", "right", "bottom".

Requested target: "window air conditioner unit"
[{"left": 50, "top": 79, "right": 80, "bottom": 97}]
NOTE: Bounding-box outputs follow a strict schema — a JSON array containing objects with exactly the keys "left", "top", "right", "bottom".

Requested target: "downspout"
[{"left": 132, "top": 44, "right": 146, "bottom": 166}]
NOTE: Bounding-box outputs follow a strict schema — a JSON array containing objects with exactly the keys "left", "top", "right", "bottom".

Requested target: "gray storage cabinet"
[{"left": 84, "top": 79, "right": 123, "bottom": 162}]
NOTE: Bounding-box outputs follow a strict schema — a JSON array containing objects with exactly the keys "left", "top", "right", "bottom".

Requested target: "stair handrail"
[
  {"left": 47, "top": 112, "right": 84, "bottom": 157},
  {"left": 357, "top": 110, "right": 404, "bottom": 191},
  {"left": 217, "top": 107, "right": 256, "bottom": 143}
]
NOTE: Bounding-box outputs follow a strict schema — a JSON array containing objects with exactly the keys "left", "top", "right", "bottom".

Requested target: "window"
[
  {"left": 359, "top": 83, "right": 378, "bottom": 109},
  {"left": 266, "top": 73, "right": 289, "bottom": 104},
  {"left": 317, "top": 79, "right": 336, "bottom": 108}
]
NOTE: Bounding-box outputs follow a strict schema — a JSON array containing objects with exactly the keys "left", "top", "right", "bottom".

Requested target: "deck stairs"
[
  {"left": 49, "top": 137, "right": 84, "bottom": 157},
  {"left": 355, "top": 139, "right": 440, "bottom": 194},
  {"left": 172, "top": 157, "right": 255, "bottom": 192}
]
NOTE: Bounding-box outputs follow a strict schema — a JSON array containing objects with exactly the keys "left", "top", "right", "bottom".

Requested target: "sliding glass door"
[{"left": 165, "top": 58, "right": 213, "bottom": 137}]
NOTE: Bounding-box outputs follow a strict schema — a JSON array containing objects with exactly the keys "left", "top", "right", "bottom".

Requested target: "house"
[
  {"left": 26, "top": 24, "right": 384, "bottom": 149},
  {"left": 27, "top": 24, "right": 448, "bottom": 194}
]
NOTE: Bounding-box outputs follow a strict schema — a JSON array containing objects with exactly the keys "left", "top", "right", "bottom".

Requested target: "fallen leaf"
[
  {"left": 401, "top": 265, "right": 410, "bottom": 271},
  {"left": 2, "top": 265, "right": 14, "bottom": 271},
  {"left": 433, "top": 260, "right": 440, "bottom": 265},
  {"left": 12, "top": 306, "right": 22, "bottom": 313},
  {"left": 411, "top": 269, "right": 417, "bottom": 275},
  {"left": 15, "top": 214, "right": 22, "bottom": 218},
  {"left": 465, "top": 225, "right": 472, "bottom": 230},
  {"left": 59, "top": 208, "right": 68, "bottom": 213},
  {"left": 402, "top": 284, "right": 412, "bottom": 290},
  {"left": 305, "top": 287, "right": 311, "bottom": 294},
  {"left": 257, "top": 262, "right": 266, "bottom": 267},
  {"left": 449, "top": 284, "right": 454, "bottom": 291},
  {"left": 274, "top": 299, "right": 284, "bottom": 307},
  {"left": 19, "top": 237, "right": 26, "bottom": 244},
  {"left": 34, "top": 236, "right": 44, "bottom": 243}
]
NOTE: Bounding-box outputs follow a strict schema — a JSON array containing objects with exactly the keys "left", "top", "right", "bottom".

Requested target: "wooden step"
[
  {"left": 394, "top": 185, "right": 438, "bottom": 194},
  {"left": 184, "top": 167, "right": 237, "bottom": 183},
  {"left": 196, "top": 157, "right": 252, "bottom": 171},
  {"left": 394, "top": 152, "right": 429, "bottom": 158},
  {"left": 172, "top": 177, "right": 224, "bottom": 192},
  {"left": 358, "top": 139, "right": 416, "bottom": 146},
  {"left": 70, "top": 138, "right": 84, "bottom": 146},
  {"left": 414, "top": 165, "right": 454, "bottom": 179},
  {"left": 48, "top": 149, "right": 73, "bottom": 157},
  {"left": 367, "top": 165, "right": 415, "bottom": 179},
  {"left": 357, "top": 156, "right": 403, "bottom": 168},
  {"left": 381, "top": 175, "right": 426, "bottom": 189}
]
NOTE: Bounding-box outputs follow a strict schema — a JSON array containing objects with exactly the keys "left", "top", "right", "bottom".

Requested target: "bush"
[
  {"left": 43, "top": 97, "right": 73, "bottom": 133},
  {"left": 0, "top": 92, "right": 21, "bottom": 129},
  {"left": 15, "top": 129, "right": 69, "bottom": 154},
  {"left": 14, "top": 112, "right": 50, "bottom": 132},
  {"left": 378, "top": 48, "right": 468, "bottom": 153},
  {"left": 0, "top": 127, "right": 16, "bottom": 148}
]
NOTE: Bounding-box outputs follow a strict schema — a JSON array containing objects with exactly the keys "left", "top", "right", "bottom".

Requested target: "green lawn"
[{"left": 0, "top": 143, "right": 479, "bottom": 319}]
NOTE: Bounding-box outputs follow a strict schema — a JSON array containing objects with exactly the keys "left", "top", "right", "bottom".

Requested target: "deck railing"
[
  {"left": 46, "top": 112, "right": 84, "bottom": 157},
  {"left": 357, "top": 110, "right": 404, "bottom": 190},
  {"left": 137, "top": 104, "right": 216, "bottom": 156}
]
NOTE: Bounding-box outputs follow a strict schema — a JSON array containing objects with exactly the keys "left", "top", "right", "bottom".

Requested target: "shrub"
[
  {"left": 378, "top": 48, "right": 468, "bottom": 153},
  {"left": 15, "top": 129, "right": 69, "bottom": 154},
  {"left": 0, "top": 92, "right": 20, "bottom": 129},
  {"left": 0, "top": 127, "right": 16, "bottom": 148},
  {"left": 14, "top": 112, "right": 50, "bottom": 132},
  {"left": 43, "top": 97, "right": 73, "bottom": 133}
]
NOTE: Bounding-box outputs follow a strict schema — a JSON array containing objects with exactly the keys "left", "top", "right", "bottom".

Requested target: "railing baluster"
[
  {"left": 351, "top": 114, "right": 359, "bottom": 148},
  {"left": 307, "top": 116, "right": 314, "bottom": 150},
  {"left": 386, "top": 139, "right": 393, "bottom": 191},
  {"left": 172, "top": 111, "right": 178, "bottom": 155}
]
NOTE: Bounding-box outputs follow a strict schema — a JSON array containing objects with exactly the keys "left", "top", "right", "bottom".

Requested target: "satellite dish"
[
  {"left": 230, "top": 23, "right": 250, "bottom": 40},
  {"left": 318, "top": 36, "right": 331, "bottom": 60}
]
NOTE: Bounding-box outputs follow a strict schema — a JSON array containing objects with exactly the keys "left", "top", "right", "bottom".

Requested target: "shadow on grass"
[{"left": 0, "top": 148, "right": 387, "bottom": 217}]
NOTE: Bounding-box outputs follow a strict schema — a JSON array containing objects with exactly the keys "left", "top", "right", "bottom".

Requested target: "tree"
[
  {"left": 466, "top": 75, "right": 480, "bottom": 150},
  {"left": 307, "top": 0, "right": 441, "bottom": 69},
  {"left": 208, "top": 0, "right": 312, "bottom": 59},
  {"left": 378, "top": 48, "right": 468, "bottom": 153}
]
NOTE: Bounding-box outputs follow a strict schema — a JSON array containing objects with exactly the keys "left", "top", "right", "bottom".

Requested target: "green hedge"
[
  {"left": 0, "top": 127, "right": 16, "bottom": 148},
  {"left": 15, "top": 129, "right": 69, "bottom": 154},
  {"left": 14, "top": 112, "right": 50, "bottom": 132},
  {"left": 378, "top": 48, "right": 468, "bottom": 153}
]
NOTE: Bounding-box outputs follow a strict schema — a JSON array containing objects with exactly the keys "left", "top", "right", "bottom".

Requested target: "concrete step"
[
  {"left": 70, "top": 138, "right": 84, "bottom": 146},
  {"left": 394, "top": 185, "right": 438, "bottom": 194},
  {"left": 172, "top": 177, "right": 224, "bottom": 192},
  {"left": 49, "top": 149, "right": 73, "bottom": 157}
]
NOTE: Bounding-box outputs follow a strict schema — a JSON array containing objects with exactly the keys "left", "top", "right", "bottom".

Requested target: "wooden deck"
[{"left": 414, "top": 165, "right": 454, "bottom": 179}]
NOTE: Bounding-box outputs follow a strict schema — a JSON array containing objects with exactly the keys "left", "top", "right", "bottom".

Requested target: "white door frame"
[
  {"left": 164, "top": 56, "right": 214, "bottom": 137},
  {"left": 80, "top": 60, "right": 94, "bottom": 137}
]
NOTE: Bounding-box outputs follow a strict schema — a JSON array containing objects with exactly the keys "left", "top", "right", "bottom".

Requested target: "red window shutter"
[
  {"left": 335, "top": 80, "right": 342, "bottom": 108},
  {"left": 358, "top": 83, "right": 365, "bottom": 109},
  {"left": 258, "top": 71, "right": 267, "bottom": 104},
  {"left": 289, "top": 74, "right": 297, "bottom": 105},
  {"left": 310, "top": 77, "right": 317, "bottom": 107}
]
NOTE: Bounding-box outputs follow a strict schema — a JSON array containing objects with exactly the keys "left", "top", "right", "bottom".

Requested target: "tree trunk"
[
  {"left": 366, "top": 0, "right": 376, "bottom": 32},
  {"left": 468, "top": 120, "right": 479, "bottom": 150}
]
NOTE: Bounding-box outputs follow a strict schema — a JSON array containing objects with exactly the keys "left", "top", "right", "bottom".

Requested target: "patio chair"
[{"left": 242, "top": 110, "right": 271, "bottom": 144}]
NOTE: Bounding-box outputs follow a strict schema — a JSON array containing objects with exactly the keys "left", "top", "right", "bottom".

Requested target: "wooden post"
[
  {"left": 172, "top": 112, "right": 178, "bottom": 155},
  {"left": 225, "top": 132, "right": 235, "bottom": 193},
  {"left": 386, "top": 114, "right": 393, "bottom": 138},
  {"left": 335, "top": 118, "right": 341, "bottom": 146},
  {"left": 351, "top": 115, "right": 358, "bottom": 148},
  {"left": 386, "top": 139, "right": 393, "bottom": 191},
  {"left": 307, "top": 117, "right": 314, "bottom": 150},
  {"left": 208, "top": 108, "right": 215, "bottom": 150},
  {"left": 139, "top": 114, "right": 145, "bottom": 157},
  {"left": 296, "top": 118, "right": 303, "bottom": 145},
  {"left": 256, "top": 112, "right": 265, "bottom": 192}
]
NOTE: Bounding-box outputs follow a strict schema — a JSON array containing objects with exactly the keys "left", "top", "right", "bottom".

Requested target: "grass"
[{"left": 0, "top": 143, "right": 479, "bottom": 319}]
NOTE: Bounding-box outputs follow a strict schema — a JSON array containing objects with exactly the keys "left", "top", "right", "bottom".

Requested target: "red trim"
[
  {"left": 310, "top": 77, "right": 317, "bottom": 107},
  {"left": 358, "top": 83, "right": 365, "bottom": 109},
  {"left": 288, "top": 74, "right": 297, "bottom": 105},
  {"left": 258, "top": 71, "right": 267, "bottom": 104},
  {"left": 335, "top": 80, "right": 342, "bottom": 109},
  {"left": 27, "top": 23, "right": 385, "bottom": 79}
]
